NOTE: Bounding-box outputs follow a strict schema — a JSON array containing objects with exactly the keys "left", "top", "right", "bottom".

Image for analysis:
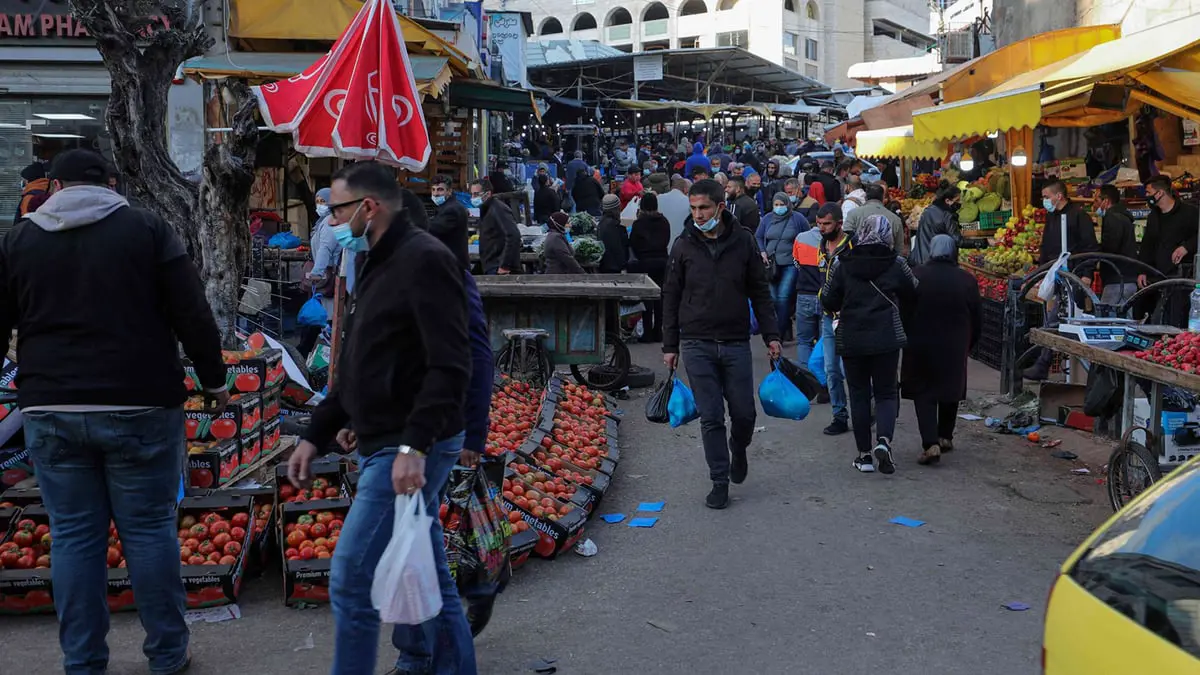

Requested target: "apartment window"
[
  {"left": 785, "top": 57, "right": 800, "bottom": 72},
  {"left": 679, "top": 36, "right": 700, "bottom": 48},
  {"left": 804, "top": 38, "right": 818, "bottom": 60},
  {"left": 783, "top": 31, "right": 798, "bottom": 56},
  {"left": 717, "top": 30, "right": 748, "bottom": 48},
  {"left": 805, "top": 64, "right": 818, "bottom": 78}
]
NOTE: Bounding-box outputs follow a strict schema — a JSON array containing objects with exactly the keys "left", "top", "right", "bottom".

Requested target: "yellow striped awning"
[
  {"left": 854, "top": 125, "right": 944, "bottom": 160},
  {"left": 912, "top": 85, "right": 1042, "bottom": 142}
]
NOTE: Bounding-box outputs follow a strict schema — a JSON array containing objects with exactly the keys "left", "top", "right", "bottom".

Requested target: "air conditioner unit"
[{"left": 941, "top": 31, "right": 974, "bottom": 63}]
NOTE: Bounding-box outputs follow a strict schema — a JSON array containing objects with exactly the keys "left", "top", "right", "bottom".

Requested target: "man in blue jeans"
[
  {"left": 0, "top": 149, "right": 228, "bottom": 674},
  {"left": 814, "top": 204, "right": 852, "bottom": 435},
  {"left": 662, "top": 179, "right": 781, "bottom": 510},
  {"left": 288, "top": 162, "right": 473, "bottom": 675}
]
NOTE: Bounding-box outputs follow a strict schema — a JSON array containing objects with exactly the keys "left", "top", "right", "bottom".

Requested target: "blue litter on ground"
[
  {"left": 890, "top": 516, "right": 926, "bottom": 528},
  {"left": 1003, "top": 602, "right": 1030, "bottom": 611},
  {"left": 600, "top": 514, "right": 626, "bottom": 523},
  {"left": 637, "top": 501, "right": 665, "bottom": 512},
  {"left": 628, "top": 517, "right": 659, "bottom": 528}
]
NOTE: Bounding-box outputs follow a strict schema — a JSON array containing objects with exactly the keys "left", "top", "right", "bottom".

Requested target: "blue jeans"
[
  {"left": 330, "top": 433, "right": 475, "bottom": 675},
  {"left": 794, "top": 294, "right": 821, "bottom": 367},
  {"left": 822, "top": 316, "right": 848, "bottom": 423},
  {"left": 680, "top": 339, "right": 756, "bottom": 484},
  {"left": 24, "top": 408, "right": 189, "bottom": 675},
  {"left": 769, "top": 264, "right": 798, "bottom": 340}
]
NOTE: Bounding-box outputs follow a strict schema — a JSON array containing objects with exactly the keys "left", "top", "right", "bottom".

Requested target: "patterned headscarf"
[
  {"left": 854, "top": 214, "right": 894, "bottom": 249},
  {"left": 930, "top": 233, "right": 957, "bottom": 262}
]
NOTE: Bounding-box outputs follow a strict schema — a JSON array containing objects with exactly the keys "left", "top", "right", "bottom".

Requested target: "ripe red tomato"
[
  {"left": 231, "top": 512, "right": 250, "bottom": 529},
  {"left": 229, "top": 526, "right": 246, "bottom": 541},
  {"left": 285, "top": 530, "right": 307, "bottom": 548},
  {"left": 197, "top": 541, "right": 216, "bottom": 556},
  {"left": 184, "top": 419, "right": 200, "bottom": 440},
  {"left": 235, "top": 373, "right": 261, "bottom": 392},
  {"left": 12, "top": 530, "right": 34, "bottom": 547},
  {"left": 218, "top": 555, "right": 237, "bottom": 566},
  {"left": 299, "top": 547, "right": 315, "bottom": 560},
  {"left": 211, "top": 533, "right": 232, "bottom": 549},
  {"left": 190, "top": 524, "right": 209, "bottom": 540},
  {"left": 222, "top": 541, "right": 241, "bottom": 556},
  {"left": 0, "top": 551, "right": 19, "bottom": 568},
  {"left": 210, "top": 419, "right": 238, "bottom": 440},
  {"left": 189, "top": 469, "right": 213, "bottom": 488},
  {"left": 209, "top": 521, "right": 230, "bottom": 535},
  {"left": 106, "top": 547, "right": 122, "bottom": 567}
]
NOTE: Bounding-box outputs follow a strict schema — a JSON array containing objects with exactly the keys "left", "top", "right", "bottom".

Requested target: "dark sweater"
[
  {"left": 1098, "top": 203, "right": 1139, "bottom": 283},
  {"left": 629, "top": 212, "right": 671, "bottom": 262},
  {"left": 463, "top": 272, "right": 492, "bottom": 454},
  {"left": 1139, "top": 199, "right": 1200, "bottom": 277},
  {"left": 305, "top": 211, "right": 470, "bottom": 455},
  {"left": 533, "top": 186, "right": 560, "bottom": 224},
  {"left": 597, "top": 214, "right": 629, "bottom": 273},
  {"left": 821, "top": 243, "right": 919, "bottom": 357},
  {"left": 478, "top": 198, "right": 522, "bottom": 273},
  {"left": 0, "top": 187, "right": 225, "bottom": 408}
]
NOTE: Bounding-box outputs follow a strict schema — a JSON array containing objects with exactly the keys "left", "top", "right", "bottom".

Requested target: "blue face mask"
[
  {"left": 1043, "top": 198, "right": 1056, "bottom": 212},
  {"left": 316, "top": 204, "right": 331, "bottom": 218},
  {"left": 773, "top": 205, "right": 790, "bottom": 216},
  {"left": 789, "top": 195, "right": 798, "bottom": 203},
  {"left": 470, "top": 196, "right": 484, "bottom": 208},
  {"left": 697, "top": 214, "right": 720, "bottom": 232},
  {"left": 643, "top": 169, "right": 650, "bottom": 176},
  {"left": 431, "top": 195, "right": 447, "bottom": 206},
  {"left": 331, "top": 203, "right": 369, "bottom": 252},
  {"left": 1095, "top": 207, "right": 1106, "bottom": 217}
]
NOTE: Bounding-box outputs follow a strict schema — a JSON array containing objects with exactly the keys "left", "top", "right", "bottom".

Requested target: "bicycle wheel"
[
  {"left": 495, "top": 339, "right": 553, "bottom": 388},
  {"left": 571, "top": 333, "right": 631, "bottom": 391},
  {"left": 1106, "top": 438, "right": 1162, "bottom": 511}
]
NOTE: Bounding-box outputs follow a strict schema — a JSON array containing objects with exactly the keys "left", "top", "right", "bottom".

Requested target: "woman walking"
[
  {"left": 756, "top": 192, "right": 810, "bottom": 342},
  {"left": 821, "top": 214, "right": 919, "bottom": 475},
  {"left": 628, "top": 193, "right": 671, "bottom": 341},
  {"left": 910, "top": 181, "right": 961, "bottom": 265},
  {"left": 901, "top": 234, "right": 981, "bottom": 465}
]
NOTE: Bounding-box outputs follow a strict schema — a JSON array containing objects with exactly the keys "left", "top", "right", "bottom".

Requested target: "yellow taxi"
[{"left": 1043, "top": 456, "right": 1200, "bottom": 673}]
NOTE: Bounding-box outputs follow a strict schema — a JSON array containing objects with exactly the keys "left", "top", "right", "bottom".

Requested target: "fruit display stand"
[{"left": 1029, "top": 327, "right": 1200, "bottom": 510}]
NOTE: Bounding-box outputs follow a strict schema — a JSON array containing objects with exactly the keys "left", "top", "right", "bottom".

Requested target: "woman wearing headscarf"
[
  {"left": 543, "top": 212, "right": 585, "bottom": 275},
  {"left": 298, "top": 187, "right": 336, "bottom": 356},
  {"left": 821, "top": 214, "right": 919, "bottom": 475},
  {"left": 533, "top": 173, "right": 560, "bottom": 225},
  {"left": 901, "top": 234, "right": 981, "bottom": 465},
  {"left": 910, "top": 181, "right": 961, "bottom": 266},
  {"left": 756, "top": 192, "right": 810, "bottom": 342}
]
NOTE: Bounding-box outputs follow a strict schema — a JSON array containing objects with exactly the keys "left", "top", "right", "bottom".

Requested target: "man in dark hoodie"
[
  {"left": 725, "top": 176, "right": 761, "bottom": 233},
  {"left": 1092, "top": 184, "right": 1139, "bottom": 306},
  {"left": 0, "top": 149, "right": 227, "bottom": 674},
  {"left": 662, "top": 179, "right": 781, "bottom": 510},
  {"left": 683, "top": 142, "right": 710, "bottom": 182},
  {"left": 629, "top": 193, "right": 672, "bottom": 341},
  {"left": 471, "top": 178, "right": 522, "bottom": 275}
]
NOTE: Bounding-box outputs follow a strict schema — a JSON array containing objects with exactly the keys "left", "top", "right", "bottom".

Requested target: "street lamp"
[
  {"left": 959, "top": 151, "right": 975, "bottom": 173},
  {"left": 1011, "top": 146, "right": 1028, "bottom": 167}
]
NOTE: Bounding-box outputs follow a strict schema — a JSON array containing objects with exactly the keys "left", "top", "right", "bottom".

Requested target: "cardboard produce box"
[
  {"left": 0, "top": 486, "right": 41, "bottom": 508},
  {"left": 274, "top": 459, "right": 345, "bottom": 508},
  {"left": 184, "top": 393, "right": 262, "bottom": 443},
  {"left": 0, "top": 446, "right": 32, "bottom": 491},
  {"left": 278, "top": 498, "right": 350, "bottom": 606},
  {"left": 505, "top": 455, "right": 600, "bottom": 514},
  {"left": 509, "top": 527, "right": 538, "bottom": 571},
  {"left": 177, "top": 494, "right": 256, "bottom": 608},
  {"left": 0, "top": 504, "right": 54, "bottom": 615},
  {"left": 187, "top": 439, "right": 239, "bottom": 488},
  {"left": 183, "top": 348, "right": 285, "bottom": 396},
  {"left": 219, "top": 487, "right": 276, "bottom": 577},
  {"left": 498, "top": 474, "right": 586, "bottom": 560}
]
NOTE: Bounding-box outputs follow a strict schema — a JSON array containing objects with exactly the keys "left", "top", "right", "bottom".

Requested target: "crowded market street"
[{"left": 0, "top": 344, "right": 1111, "bottom": 675}]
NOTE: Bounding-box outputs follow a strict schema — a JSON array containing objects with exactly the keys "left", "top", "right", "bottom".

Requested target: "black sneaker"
[
  {"left": 852, "top": 454, "right": 875, "bottom": 473},
  {"left": 730, "top": 449, "right": 748, "bottom": 484},
  {"left": 823, "top": 419, "right": 849, "bottom": 435},
  {"left": 816, "top": 389, "right": 830, "bottom": 404},
  {"left": 467, "top": 596, "right": 496, "bottom": 637},
  {"left": 874, "top": 438, "right": 896, "bottom": 475},
  {"left": 705, "top": 483, "right": 730, "bottom": 509}
]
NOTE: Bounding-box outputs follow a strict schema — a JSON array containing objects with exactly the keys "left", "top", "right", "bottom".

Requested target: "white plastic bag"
[
  {"left": 370, "top": 494, "right": 443, "bottom": 625},
  {"left": 1037, "top": 214, "right": 1070, "bottom": 302}
]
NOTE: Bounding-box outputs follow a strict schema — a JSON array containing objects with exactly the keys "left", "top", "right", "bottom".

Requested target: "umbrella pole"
[{"left": 328, "top": 271, "right": 344, "bottom": 389}]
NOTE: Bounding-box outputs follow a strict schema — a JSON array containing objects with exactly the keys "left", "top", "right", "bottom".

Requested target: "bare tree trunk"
[
  {"left": 70, "top": 1, "right": 260, "bottom": 348},
  {"left": 200, "top": 81, "right": 258, "bottom": 349}
]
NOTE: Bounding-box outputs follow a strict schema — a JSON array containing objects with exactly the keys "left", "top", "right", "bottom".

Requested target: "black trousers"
[
  {"left": 913, "top": 398, "right": 958, "bottom": 448},
  {"left": 842, "top": 350, "right": 900, "bottom": 456}
]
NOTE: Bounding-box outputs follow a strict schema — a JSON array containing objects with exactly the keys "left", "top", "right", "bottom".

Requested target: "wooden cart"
[{"left": 475, "top": 274, "right": 661, "bottom": 391}]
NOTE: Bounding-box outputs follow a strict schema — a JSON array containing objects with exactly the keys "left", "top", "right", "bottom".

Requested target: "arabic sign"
[
  {"left": 487, "top": 12, "right": 528, "bottom": 89},
  {"left": 633, "top": 54, "right": 663, "bottom": 82}
]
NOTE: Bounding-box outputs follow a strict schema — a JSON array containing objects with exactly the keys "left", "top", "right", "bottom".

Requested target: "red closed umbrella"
[{"left": 251, "top": 0, "right": 430, "bottom": 171}]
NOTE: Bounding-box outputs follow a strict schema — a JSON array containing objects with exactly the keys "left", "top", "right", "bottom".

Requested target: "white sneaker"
[{"left": 853, "top": 454, "right": 875, "bottom": 473}]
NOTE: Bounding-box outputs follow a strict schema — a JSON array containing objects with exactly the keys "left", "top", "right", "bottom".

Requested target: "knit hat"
[
  {"left": 49, "top": 149, "right": 108, "bottom": 184},
  {"left": 601, "top": 194, "right": 621, "bottom": 212},
  {"left": 645, "top": 172, "right": 670, "bottom": 194},
  {"left": 20, "top": 162, "right": 45, "bottom": 181},
  {"left": 549, "top": 211, "right": 570, "bottom": 232},
  {"left": 640, "top": 193, "right": 658, "bottom": 211}
]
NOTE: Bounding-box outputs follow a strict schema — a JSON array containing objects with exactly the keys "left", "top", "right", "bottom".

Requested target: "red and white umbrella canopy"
[{"left": 251, "top": 0, "right": 431, "bottom": 171}]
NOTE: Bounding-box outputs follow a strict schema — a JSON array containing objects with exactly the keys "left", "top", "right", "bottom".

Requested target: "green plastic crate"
[{"left": 979, "top": 209, "right": 1012, "bottom": 230}]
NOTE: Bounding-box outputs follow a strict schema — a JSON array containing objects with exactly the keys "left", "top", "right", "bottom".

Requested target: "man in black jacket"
[
  {"left": 725, "top": 176, "right": 761, "bottom": 233},
  {"left": 1137, "top": 176, "right": 1200, "bottom": 326},
  {"left": 662, "top": 179, "right": 782, "bottom": 509},
  {"left": 1092, "top": 184, "right": 1139, "bottom": 306},
  {"left": 287, "top": 162, "right": 474, "bottom": 674},
  {"left": 0, "top": 149, "right": 227, "bottom": 674},
  {"left": 471, "top": 177, "right": 522, "bottom": 274},
  {"left": 430, "top": 174, "right": 469, "bottom": 263},
  {"left": 814, "top": 160, "right": 843, "bottom": 203}
]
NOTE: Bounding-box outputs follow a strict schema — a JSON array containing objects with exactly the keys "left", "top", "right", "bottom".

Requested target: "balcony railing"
[
  {"left": 643, "top": 19, "right": 668, "bottom": 37},
  {"left": 392, "top": 0, "right": 443, "bottom": 20},
  {"left": 607, "top": 24, "right": 631, "bottom": 41}
]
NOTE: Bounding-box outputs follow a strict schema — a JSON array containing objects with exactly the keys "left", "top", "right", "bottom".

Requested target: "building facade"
[
  {"left": 992, "top": 0, "right": 1200, "bottom": 48},
  {"left": 491, "top": 0, "right": 932, "bottom": 89}
]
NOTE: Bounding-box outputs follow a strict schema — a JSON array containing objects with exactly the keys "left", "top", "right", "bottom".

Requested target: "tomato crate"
[
  {"left": 278, "top": 498, "right": 350, "bottom": 606},
  {"left": 273, "top": 459, "right": 346, "bottom": 510},
  {"left": 262, "top": 384, "right": 282, "bottom": 421},
  {"left": 183, "top": 348, "right": 285, "bottom": 396},
  {"left": 503, "top": 459, "right": 595, "bottom": 514},
  {"left": 0, "top": 486, "right": 41, "bottom": 508},
  {"left": 516, "top": 432, "right": 612, "bottom": 503},
  {"left": 260, "top": 416, "right": 281, "bottom": 457},
  {"left": 509, "top": 527, "right": 538, "bottom": 571},
  {"left": 0, "top": 504, "right": 54, "bottom": 615},
  {"left": 219, "top": 487, "right": 276, "bottom": 576},
  {"left": 184, "top": 392, "right": 262, "bottom": 444},
  {"left": 497, "top": 473, "right": 587, "bottom": 560},
  {"left": 0, "top": 446, "right": 33, "bottom": 492},
  {"left": 177, "top": 494, "right": 256, "bottom": 608},
  {"left": 186, "top": 438, "right": 239, "bottom": 488}
]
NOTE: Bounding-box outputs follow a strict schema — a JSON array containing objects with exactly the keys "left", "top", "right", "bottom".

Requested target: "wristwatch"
[{"left": 397, "top": 445, "right": 426, "bottom": 457}]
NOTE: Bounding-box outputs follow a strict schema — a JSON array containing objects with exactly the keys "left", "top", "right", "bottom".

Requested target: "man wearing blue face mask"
[
  {"left": 429, "top": 175, "right": 470, "bottom": 256},
  {"left": 470, "top": 178, "right": 522, "bottom": 275},
  {"left": 661, "top": 179, "right": 782, "bottom": 510}
]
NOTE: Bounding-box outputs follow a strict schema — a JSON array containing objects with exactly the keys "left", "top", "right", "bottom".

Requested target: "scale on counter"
[
  {"left": 1124, "top": 324, "right": 1184, "bottom": 350},
  {"left": 1057, "top": 317, "right": 1138, "bottom": 350}
]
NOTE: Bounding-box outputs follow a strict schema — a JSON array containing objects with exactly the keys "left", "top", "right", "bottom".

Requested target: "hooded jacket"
[
  {"left": 820, "top": 243, "right": 918, "bottom": 357},
  {"left": 14, "top": 177, "right": 49, "bottom": 224},
  {"left": 683, "top": 143, "right": 710, "bottom": 180},
  {"left": 661, "top": 210, "right": 779, "bottom": 352},
  {"left": 911, "top": 201, "right": 960, "bottom": 266},
  {"left": 0, "top": 185, "right": 226, "bottom": 408},
  {"left": 478, "top": 197, "right": 522, "bottom": 273},
  {"left": 1038, "top": 201, "right": 1098, "bottom": 266},
  {"left": 629, "top": 211, "right": 672, "bottom": 263}
]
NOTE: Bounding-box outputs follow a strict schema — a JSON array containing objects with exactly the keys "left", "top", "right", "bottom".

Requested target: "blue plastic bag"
[
  {"left": 667, "top": 376, "right": 700, "bottom": 428},
  {"left": 749, "top": 299, "right": 759, "bottom": 336},
  {"left": 268, "top": 231, "right": 302, "bottom": 249},
  {"left": 807, "top": 336, "right": 827, "bottom": 386},
  {"left": 758, "top": 365, "right": 811, "bottom": 421},
  {"left": 298, "top": 294, "right": 329, "bottom": 327}
]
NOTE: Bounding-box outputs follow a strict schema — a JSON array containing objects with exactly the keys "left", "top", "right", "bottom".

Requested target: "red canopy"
[{"left": 251, "top": 0, "right": 430, "bottom": 171}]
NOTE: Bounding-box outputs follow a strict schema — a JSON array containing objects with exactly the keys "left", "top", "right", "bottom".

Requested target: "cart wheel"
[
  {"left": 571, "top": 333, "right": 631, "bottom": 391},
  {"left": 495, "top": 338, "right": 554, "bottom": 388},
  {"left": 1106, "top": 432, "right": 1162, "bottom": 511}
]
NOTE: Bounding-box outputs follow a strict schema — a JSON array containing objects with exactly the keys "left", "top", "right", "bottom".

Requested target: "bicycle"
[
  {"left": 569, "top": 331, "right": 631, "bottom": 391},
  {"left": 494, "top": 328, "right": 554, "bottom": 389}
]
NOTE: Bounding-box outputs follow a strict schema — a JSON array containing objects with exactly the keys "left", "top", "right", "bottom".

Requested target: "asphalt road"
[{"left": 1, "top": 343, "right": 1112, "bottom": 675}]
